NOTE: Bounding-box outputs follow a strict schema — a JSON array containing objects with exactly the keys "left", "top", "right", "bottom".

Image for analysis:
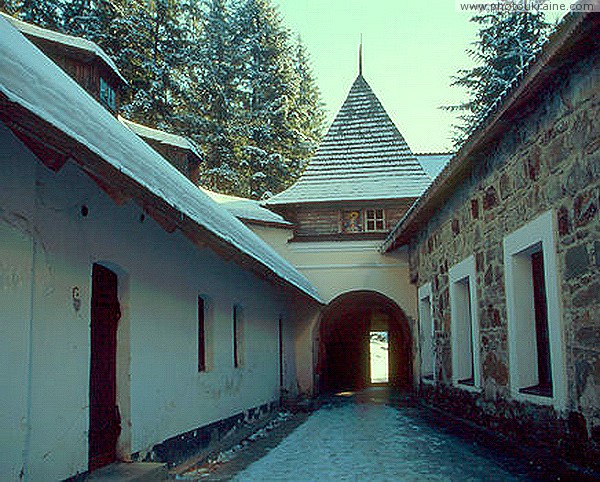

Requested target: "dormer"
[{"left": 1, "top": 13, "right": 126, "bottom": 115}]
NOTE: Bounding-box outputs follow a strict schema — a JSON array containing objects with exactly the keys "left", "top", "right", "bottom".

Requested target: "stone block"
[
  {"left": 565, "top": 244, "right": 589, "bottom": 280},
  {"left": 573, "top": 281, "right": 600, "bottom": 308},
  {"left": 483, "top": 351, "right": 508, "bottom": 386},
  {"left": 558, "top": 206, "right": 571, "bottom": 236},
  {"left": 483, "top": 186, "right": 498, "bottom": 211},
  {"left": 471, "top": 198, "right": 479, "bottom": 219},
  {"left": 573, "top": 190, "right": 597, "bottom": 228}
]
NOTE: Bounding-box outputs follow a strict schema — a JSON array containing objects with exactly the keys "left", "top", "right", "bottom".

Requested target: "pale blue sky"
[
  {"left": 277, "top": 1, "right": 564, "bottom": 153},
  {"left": 277, "top": 0, "right": 478, "bottom": 153}
]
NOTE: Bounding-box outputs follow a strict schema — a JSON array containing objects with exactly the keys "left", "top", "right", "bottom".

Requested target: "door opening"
[
  {"left": 89, "top": 264, "right": 122, "bottom": 471},
  {"left": 370, "top": 331, "right": 389, "bottom": 384}
]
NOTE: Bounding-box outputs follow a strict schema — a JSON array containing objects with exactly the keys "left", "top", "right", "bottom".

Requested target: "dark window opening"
[
  {"left": 278, "top": 316, "right": 284, "bottom": 391},
  {"left": 233, "top": 305, "right": 239, "bottom": 368},
  {"left": 198, "top": 297, "right": 206, "bottom": 372},
  {"left": 520, "top": 250, "right": 552, "bottom": 397}
]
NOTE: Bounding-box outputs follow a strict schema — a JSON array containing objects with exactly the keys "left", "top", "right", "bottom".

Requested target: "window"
[
  {"left": 504, "top": 210, "right": 566, "bottom": 407},
  {"left": 198, "top": 297, "right": 206, "bottom": 372},
  {"left": 341, "top": 209, "right": 387, "bottom": 233},
  {"left": 100, "top": 77, "right": 116, "bottom": 111},
  {"left": 278, "top": 316, "right": 284, "bottom": 390},
  {"left": 233, "top": 305, "right": 243, "bottom": 368},
  {"left": 365, "top": 209, "right": 385, "bottom": 232},
  {"left": 418, "top": 283, "right": 435, "bottom": 381},
  {"left": 449, "top": 256, "right": 480, "bottom": 389}
]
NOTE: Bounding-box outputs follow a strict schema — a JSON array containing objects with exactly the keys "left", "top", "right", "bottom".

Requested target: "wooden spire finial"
[{"left": 359, "top": 34, "right": 363, "bottom": 76}]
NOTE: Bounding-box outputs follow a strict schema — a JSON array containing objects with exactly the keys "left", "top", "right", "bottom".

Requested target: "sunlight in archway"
[{"left": 370, "top": 331, "right": 389, "bottom": 384}]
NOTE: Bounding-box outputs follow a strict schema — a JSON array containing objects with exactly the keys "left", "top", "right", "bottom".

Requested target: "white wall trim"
[
  {"left": 449, "top": 255, "right": 481, "bottom": 391},
  {"left": 288, "top": 241, "right": 382, "bottom": 253},
  {"left": 503, "top": 210, "right": 567, "bottom": 409},
  {"left": 296, "top": 263, "right": 407, "bottom": 271}
]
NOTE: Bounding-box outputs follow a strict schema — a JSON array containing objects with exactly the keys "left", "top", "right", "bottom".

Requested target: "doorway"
[
  {"left": 369, "top": 331, "right": 389, "bottom": 384},
  {"left": 317, "top": 291, "right": 412, "bottom": 394},
  {"left": 89, "top": 264, "right": 122, "bottom": 471}
]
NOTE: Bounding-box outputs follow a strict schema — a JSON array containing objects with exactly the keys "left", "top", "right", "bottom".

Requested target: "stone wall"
[{"left": 410, "top": 33, "right": 599, "bottom": 468}]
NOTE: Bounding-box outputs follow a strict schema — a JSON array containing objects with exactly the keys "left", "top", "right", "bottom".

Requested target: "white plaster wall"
[{"left": 0, "top": 123, "right": 304, "bottom": 480}]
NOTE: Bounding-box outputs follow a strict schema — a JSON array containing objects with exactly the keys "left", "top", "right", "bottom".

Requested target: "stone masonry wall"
[{"left": 410, "top": 39, "right": 599, "bottom": 468}]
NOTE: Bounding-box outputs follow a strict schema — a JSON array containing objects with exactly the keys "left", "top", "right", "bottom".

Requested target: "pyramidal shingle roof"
[{"left": 266, "top": 74, "right": 432, "bottom": 205}]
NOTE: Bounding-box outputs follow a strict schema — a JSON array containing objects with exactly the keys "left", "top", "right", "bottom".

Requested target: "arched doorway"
[{"left": 316, "top": 291, "right": 412, "bottom": 394}]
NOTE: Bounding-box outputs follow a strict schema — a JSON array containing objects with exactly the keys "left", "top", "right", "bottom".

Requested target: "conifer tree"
[
  {"left": 0, "top": 0, "right": 62, "bottom": 28},
  {"left": 234, "top": 0, "right": 317, "bottom": 198},
  {"left": 445, "top": 10, "right": 550, "bottom": 146},
  {"left": 187, "top": 0, "right": 244, "bottom": 194}
]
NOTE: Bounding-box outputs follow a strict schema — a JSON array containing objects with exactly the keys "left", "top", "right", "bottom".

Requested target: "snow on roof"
[
  {"left": 200, "top": 188, "right": 292, "bottom": 227},
  {"left": 0, "top": 17, "right": 320, "bottom": 302},
  {"left": 266, "top": 75, "right": 432, "bottom": 205},
  {"left": 415, "top": 153, "right": 453, "bottom": 180},
  {"left": 1, "top": 12, "right": 127, "bottom": 85},
  {"left": 120, "top": 117, "right": 203, "bottom": 160}
]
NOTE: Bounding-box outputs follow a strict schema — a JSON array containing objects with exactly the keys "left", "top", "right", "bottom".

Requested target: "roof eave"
[{"left": 0, "top": 94, "right": 322, "bottom": 305}]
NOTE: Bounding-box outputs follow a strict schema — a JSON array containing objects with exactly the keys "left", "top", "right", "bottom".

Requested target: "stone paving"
[{"left": 179, "top": 388, "right": 595, "bottom": 481}]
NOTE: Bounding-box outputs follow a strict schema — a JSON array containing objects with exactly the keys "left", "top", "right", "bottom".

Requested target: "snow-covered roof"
[
  {"left": 120, "top": 117, "right": 203, "bottom": 160},
  {"left": 200, "top": 188, "right": 292, "bottom": 227},
  {"left": 415, "top": 153, "right": 453, "bottom": 180},
  {"left": 266, "top": 75, "right": 432, "bottom": 205},
  {"left": 1, "top": 12, "right": 127, "bottom": 85},
  {"left": 0, "top": 17, "right": 320, "bottom": 303}
]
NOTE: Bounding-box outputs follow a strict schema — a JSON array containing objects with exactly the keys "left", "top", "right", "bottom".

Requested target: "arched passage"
[{"left": 316, "top": 291, "right": 412, "bottom": 394}]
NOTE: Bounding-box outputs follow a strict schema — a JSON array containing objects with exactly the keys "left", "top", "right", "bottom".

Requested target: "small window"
[
  {"left": 100, "top": 77, "right": 116, "bottom": 111},
  {"left": 504, "top": 211, "right": 565, "bottom": 407},
  {"left": 418, "top": 283, "right": 435, "bottom": 382},
  {"left": 365, "top": 209, "right": 385, "bottom": 232},
  {"left": 198, "top": 297, "right": 206, "bottom": 372},
  {"left": 233, "top": 305, "right": 243, "bottom": 368},
  {"left": 449, "top": 256, "right": 480, "bottom": 389},
  {"left": 278, "top": 316, "right": 284, "bottom": 390}
]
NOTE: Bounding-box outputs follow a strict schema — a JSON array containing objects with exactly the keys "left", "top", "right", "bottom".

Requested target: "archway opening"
[{"left": 317, "top": 291, "right": 412, "bottom": 394}]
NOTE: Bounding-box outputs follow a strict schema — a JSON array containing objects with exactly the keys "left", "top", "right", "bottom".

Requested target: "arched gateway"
[{"left": 316, "top": 291, "right": 412, "bottom": 394}]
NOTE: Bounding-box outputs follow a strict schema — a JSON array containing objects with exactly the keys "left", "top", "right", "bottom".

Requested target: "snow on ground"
[{"left": 232, "top": 403, "right": 517, "bottom": 481}]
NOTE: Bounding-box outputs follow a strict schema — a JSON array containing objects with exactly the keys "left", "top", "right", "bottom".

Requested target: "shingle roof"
[{"left": 266, "top": 75, "right": 432, "bottom": 205}]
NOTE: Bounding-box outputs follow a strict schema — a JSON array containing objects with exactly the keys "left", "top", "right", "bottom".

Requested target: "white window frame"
[
  {"left": 503, "top": 210, "right": 566, "bottom": 409},
  {"left": 449, "top": 255, "right": 481, "bottom": 391},
  {"left": 364, "top": 209, "right": 385, "bottom": 232},
  {"left": 418, "top": 282, "right": 435, "bottom": 383}
]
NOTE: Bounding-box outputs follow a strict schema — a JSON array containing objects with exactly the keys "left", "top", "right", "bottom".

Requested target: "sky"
[
  {"left": 276, "top": 0, "right": 479, "bottom": 153},
  {"left": 276, "top": 1, "right": 565, "bottom": 153}
]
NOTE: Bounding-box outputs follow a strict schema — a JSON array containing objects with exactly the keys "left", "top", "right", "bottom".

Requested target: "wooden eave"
[
  {"left": 381, "top": 12, "right": 598, "bottom": 253},
  {"left": 0, "top": 94, "right": 321, "bottom": 305}
]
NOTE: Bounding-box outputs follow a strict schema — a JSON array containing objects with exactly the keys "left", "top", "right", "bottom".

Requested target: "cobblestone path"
[{"left": 231, "top": 399, "right": 519, "bottom": 481}]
